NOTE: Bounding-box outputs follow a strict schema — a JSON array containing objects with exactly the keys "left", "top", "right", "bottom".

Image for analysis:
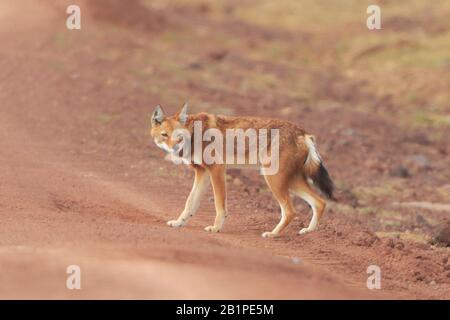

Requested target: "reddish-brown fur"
[{"left": 150, "top": 105, "right": 333, "bottom": 237}]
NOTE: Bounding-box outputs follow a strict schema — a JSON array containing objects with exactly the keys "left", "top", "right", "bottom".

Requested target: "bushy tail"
[{"left": 303, "top": 134, "right": 336, "bottom": 200}]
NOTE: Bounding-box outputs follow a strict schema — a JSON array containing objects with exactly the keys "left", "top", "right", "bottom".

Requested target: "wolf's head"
[{"left": 150, "top": 103, "right": 191, "bottom": 154}]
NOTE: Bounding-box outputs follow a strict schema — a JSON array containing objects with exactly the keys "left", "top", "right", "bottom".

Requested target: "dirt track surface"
[{"left": 0, "top": 0, "right": 449, "bottom": 299}]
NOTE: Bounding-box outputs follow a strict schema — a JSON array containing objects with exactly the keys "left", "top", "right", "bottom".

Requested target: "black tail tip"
[{"left": 314, "top": 163, "right": 336, "bottom": 201}]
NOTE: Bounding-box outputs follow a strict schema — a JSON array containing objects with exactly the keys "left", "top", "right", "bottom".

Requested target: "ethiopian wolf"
[{"left": 150, "top": 103, "right": 335, "bottom": 238}]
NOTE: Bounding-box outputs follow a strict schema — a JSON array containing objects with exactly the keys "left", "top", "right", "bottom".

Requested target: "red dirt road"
[{"left": 0, "top": 0, "right": 448, "bottom": 299}]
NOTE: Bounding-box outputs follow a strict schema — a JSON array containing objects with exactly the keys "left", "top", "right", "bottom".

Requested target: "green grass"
[
  {"left": 54, "top": 32, "right": 68, "bottom": 48},
  {"left": 352, "top": 183, "right": 399, "bottom": 203},
  {"left": 413, "top": 111, "right": 450, "bottom": 128},
  {"left": 97, "top": 113, "right": 121, "bottom": 124},
  {"left": 48, "top": 60, "right": 67, "bottom": 72},
  {"left": 376, "top": 231, "right": 430, "bottom": 244}
]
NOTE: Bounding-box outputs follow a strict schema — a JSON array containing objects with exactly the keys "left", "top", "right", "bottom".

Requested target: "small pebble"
[{"left": 292, "top": 257, "right": 302, "bottom": 264}]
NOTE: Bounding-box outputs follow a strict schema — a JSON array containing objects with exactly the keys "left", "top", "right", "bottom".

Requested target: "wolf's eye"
[{"left": 161, "top": 132, "right": 169, "bottom": 138}]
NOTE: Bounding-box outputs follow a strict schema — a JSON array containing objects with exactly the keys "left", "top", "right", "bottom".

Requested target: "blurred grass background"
[{"left": 140, "top": 0, "right": 450, "bottom": 127}]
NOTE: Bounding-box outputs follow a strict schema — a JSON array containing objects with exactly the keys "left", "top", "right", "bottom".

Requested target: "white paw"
[
  {"left": 167, "top": 219, "right": 185, "bottom": 228},
  {"left": 261, "top": 231, "right": 278, "bottom": 238},
  {"left": 299, "top": 228, "right": 313, "bottom": 235},
  {"left": 204, "top": 225, "right": 221, "bottom": 233}
]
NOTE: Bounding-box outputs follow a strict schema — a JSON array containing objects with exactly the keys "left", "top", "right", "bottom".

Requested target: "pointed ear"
[
  {"left": 151, "top": 105, "right": 165, "bottom": 126},
  {"left": 178, "top": 102, "right": 188, "bottom": 125}
]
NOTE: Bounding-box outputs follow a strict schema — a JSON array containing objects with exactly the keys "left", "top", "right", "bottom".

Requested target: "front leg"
[
  {"left": 204, "top": 165, "right": 227, "bottom": 233},
  {"left": 167, "top": 166, "right": 209, "bottom": 227}
]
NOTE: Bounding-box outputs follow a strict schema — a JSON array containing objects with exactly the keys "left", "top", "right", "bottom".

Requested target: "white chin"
[{"left": 156, "top": 142, "right": 173, "bottom": 153}]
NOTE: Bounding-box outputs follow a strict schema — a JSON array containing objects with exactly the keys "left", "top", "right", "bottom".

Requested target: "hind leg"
[
  {"left": 291, "top": 176, "right": 326, "bottom": 234},
  {"left": 261, "top": 171, "right": 295, "bottom": 238}
]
